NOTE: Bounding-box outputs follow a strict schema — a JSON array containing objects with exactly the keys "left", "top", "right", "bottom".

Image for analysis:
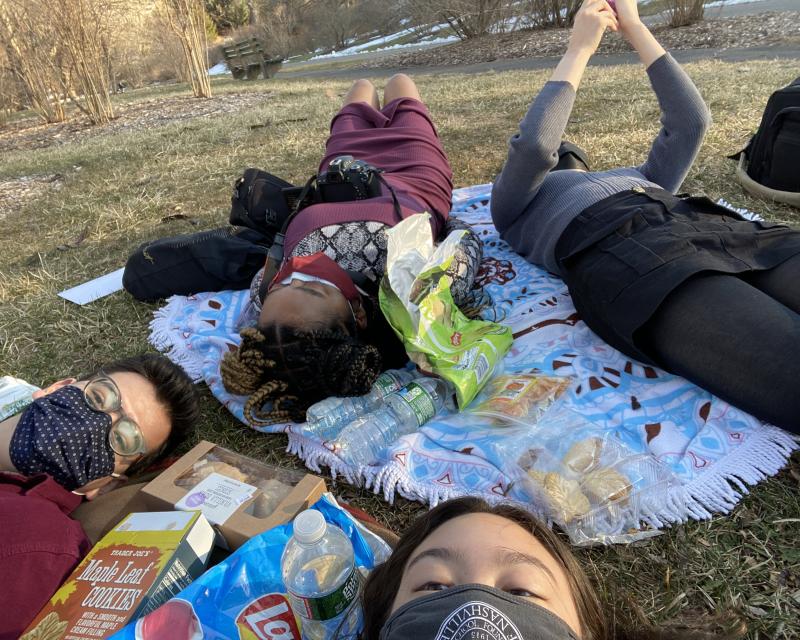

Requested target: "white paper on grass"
[
  {"left": 384, "top": 213, "right": 468, "bottom": 327},
  {"left": 58, "top": 267, "right": 125, "bottom": 305}
]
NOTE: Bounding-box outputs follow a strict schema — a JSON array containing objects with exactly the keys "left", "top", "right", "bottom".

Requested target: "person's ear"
[
  {"left": 353, "top": 299, "right": 368, "bottom": 331},
  {"left": 32, "top": 378, "right": 77, "bottom": 399}
]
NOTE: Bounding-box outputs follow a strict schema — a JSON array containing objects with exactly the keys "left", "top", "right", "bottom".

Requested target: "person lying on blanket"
[
  {"left": 0, "top": 354, "right": 198, "bottom": 498},
  {"left": 361, "top": 496, "right": 720, "bottom": 640},
  {"left": 491, "top": 0, "right": 800, "bottom": 434},
  {"left": 221, "top": 74, "right": 486, "bottom": 427}
]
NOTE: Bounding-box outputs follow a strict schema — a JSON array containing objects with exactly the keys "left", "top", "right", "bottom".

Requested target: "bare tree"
[
  {"left": 406, "top": 0, "right": 517, "bottom": 40},
  {"left": 162, "top": 0, "right": 213, "bottom": 97},
  {"left": 318, "top": 0, "right": 357, "bottom": 50},
  {"left": 525, "top": 0, "right": 581, "bottom": 28},
  {"left": 256, "top": 0, "right": 315, "bottom": 57},
  {"left": 51, "top": 0, "right": 115, "bottom": 124},
  {"left": 0, "top": 0, "right": 66, "bottom": 123}
]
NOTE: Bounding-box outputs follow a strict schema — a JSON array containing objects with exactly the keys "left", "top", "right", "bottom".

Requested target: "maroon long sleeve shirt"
[{"left": 0, "top": 472, "right": 90, "bottom": 639}]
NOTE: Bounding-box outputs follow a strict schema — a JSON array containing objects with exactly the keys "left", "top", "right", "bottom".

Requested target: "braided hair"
[{"left": 221, "top": 325, "right": 383, "bottom": 426}]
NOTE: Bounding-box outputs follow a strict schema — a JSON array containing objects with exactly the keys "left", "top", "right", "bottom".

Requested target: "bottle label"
[
  {"left": 289, "top": 565, "right": 360, "bottom": 622},
  {"left": 397, "top": 382, "right": 437, "bottom": 425},
  {"left": 236, "top": 593, "right": 302, "bottom": 639},
  {"left": 374, "top": 371, "right": 401, "bottom": 397}
]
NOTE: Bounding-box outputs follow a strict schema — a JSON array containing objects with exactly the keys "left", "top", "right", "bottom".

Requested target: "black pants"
[
  {"left": 639, "top": 252, "right": 800, "bottom": 434},
  {"left": 556, "top": 188, "right": 800, "bottom": 434}
]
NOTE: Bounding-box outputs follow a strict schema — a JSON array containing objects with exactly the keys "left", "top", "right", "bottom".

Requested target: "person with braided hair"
[{"left": 222, "top": 74, "right": 486, "bottom": 426}]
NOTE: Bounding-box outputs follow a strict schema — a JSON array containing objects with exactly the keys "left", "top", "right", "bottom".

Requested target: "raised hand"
[
  {"left": 568, "top": 0, "right": 619, "bottom": 57},
  {"left": 612, "top": 0, "right": 645, "bottom": 38}
]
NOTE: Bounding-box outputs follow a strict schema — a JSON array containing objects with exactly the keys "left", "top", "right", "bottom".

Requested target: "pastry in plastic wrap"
[
  {"left": 527, "top": 470, "right": 591, "bottom": 523},
  {"left": 582, "top": 467, "right": 631, "bottom": 503},
  {"left": 562, "top": 437, "right": 603, "bottom": 475},
  {"left": 176, "top": 460, "right": 249, "bottom": 487},
  {"left": 248, "top": 478, "right": 293, "bottom": 518}
]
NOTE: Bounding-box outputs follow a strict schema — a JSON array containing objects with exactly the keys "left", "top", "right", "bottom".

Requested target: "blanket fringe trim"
[
  {"left": 288, "top": 425, "right": 797, "bottom": 532},
  {"left": 148, "top": 296, "right": 205, "bottom": 382}
]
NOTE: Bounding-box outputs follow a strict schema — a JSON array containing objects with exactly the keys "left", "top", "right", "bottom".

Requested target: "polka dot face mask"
[{"left": 9, "top": 385, "right": 115, "bottom": 490}]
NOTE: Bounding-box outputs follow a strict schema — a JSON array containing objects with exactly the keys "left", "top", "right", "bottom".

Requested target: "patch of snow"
[
  {"left": 705, "top": 0, "right": 766, "bottom": 7},
  {"left": 309, "top": 23, "right": 456, "bottom": 60},
  {"left": 208, "top": 62, "right": 229, "bottom": 76}
]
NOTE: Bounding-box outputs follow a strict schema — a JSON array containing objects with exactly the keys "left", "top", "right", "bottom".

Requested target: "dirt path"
[{"left": 278, "top": 44, "right": 800, "bottom": 80}]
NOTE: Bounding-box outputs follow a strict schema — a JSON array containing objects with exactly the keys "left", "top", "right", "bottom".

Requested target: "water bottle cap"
[{"left": 293, "top": 509, "right": 326, "bottom": 544}]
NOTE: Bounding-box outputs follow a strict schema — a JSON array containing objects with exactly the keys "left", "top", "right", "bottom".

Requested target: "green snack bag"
[{"left": 379, "top": 214, "right": 512, "bottom": 408}]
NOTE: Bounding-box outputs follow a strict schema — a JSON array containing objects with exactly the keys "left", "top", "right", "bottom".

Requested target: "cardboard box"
[
  {"left": 141, "top": 441, "right": 327, "bottom": 550},
  {"left": 21, "top": 511, "right": 214, "bottom": 640}
]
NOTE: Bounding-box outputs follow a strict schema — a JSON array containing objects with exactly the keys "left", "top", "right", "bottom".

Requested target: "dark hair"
[
  {"left": 98, "top": 354, "right": 198, "bottom": 476},
  {"left": 220, "top": 325, "right": 383, "bottom": 426},
  {"left": 362, "top": 497, "right": 606, "bottom": 639},
  {"left": 361, "top": 497, "right": 741, "bottom": 640}
]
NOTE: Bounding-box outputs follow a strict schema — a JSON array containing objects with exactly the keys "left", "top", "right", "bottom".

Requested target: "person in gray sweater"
[{"left": 492, "top": 0, "right": 800, "bottom": 433}]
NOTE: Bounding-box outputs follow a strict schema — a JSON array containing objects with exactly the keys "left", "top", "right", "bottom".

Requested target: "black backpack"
[
  {"left": 734, "top": 77, "right": 800, "bottom": 194},
  {"left": 229, "top": 168, "right": 297, "bottom": 234}
]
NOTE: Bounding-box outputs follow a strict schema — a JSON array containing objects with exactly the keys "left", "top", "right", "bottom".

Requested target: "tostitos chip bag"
[
  {"left": 379, "top": 214, "right": 512, "bottom": 408},
  {"left": 110, "top": 494, "right": 389, "bottom": 640}
]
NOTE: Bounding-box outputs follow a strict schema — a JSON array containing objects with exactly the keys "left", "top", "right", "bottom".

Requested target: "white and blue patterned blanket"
[{"left": 150, "top": 185, "right": 797, "bottom": 537}]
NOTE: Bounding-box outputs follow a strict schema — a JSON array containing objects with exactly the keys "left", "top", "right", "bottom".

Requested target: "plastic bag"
[
  {"left": 379, "top": 214, "right": 512, "bottom": 408},
  {"left": 110, "top": 494, "right": 391, "bottom": 640},
  {"left": 432, "top": 380, "right": 679, "bottom": 545},
  {"left": 467, "top": 373, "right": 571, "bottom": 423},
  {"left": 500, "top": 403, "right": 678, "bottom": 545}
]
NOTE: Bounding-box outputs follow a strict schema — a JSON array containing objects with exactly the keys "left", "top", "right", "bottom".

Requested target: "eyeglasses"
[{"left": 83, "top": 373, "right": 148, "bottom": 457}]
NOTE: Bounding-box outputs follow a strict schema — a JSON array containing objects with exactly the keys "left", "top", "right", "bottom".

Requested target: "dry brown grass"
[{"left": 1, "top": 59, "right": 799, "bottom": 638}]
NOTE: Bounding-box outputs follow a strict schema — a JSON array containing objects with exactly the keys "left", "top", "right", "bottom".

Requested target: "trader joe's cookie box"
[{"left": 21, "top": 510, "right": 214, "bottom": 640}]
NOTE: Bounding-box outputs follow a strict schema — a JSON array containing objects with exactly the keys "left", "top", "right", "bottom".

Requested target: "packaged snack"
[
  {"left": 468, "top": 373, "right": 571, "bottom": 423},
  {"left": 432, "top": 394, "right": 678, "bottom": 545},
  {"left": 110, "top": 495, "right": 391, "bottom": 640},
  {"left": 379, "top": 214, "right": 512, "bottom": 408},
  {"left": 506, "top": 403, "right": 678, "bottom": 545},
  {"left": 21, "top": 511, "right": 214, "bottom": 640},
  {"left": 143, "top": 441, "right": 327, "bottom": 550}
]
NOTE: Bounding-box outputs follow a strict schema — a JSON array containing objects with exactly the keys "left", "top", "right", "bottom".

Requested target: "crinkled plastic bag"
[
  {"left": 502, "top": 402, "right": 679, "bottom": 545},
  {"left": 468, "top": 373, "right": 571, "bottom": 423},
  {"left": 379, "top": 214, "right": 512, "bottom": 408},
  {"left": 110, "top": 494, "right": 390, "bottom": 640},
  {"left": 434, "top": 381, "right": 679, "bottom": 545}
]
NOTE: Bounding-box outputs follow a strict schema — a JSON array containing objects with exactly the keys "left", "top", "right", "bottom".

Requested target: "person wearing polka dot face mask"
[{"left": 0, "top": 355, "right": 199, "bottom": 499}]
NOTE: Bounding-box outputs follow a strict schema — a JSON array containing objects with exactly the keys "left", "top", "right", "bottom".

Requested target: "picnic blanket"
[{"left": 150, "top": 184, "right": 798, "bottom": 540}]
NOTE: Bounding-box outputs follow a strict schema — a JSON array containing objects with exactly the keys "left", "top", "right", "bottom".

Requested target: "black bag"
[
  {"left": 230, "top": 168, "right": 297, "bottom": 234},
  {"left": 734, "top": 77, "right": 800, "bottom": 193},
  {"left": 123, "top": 226, "right": 273, "bottom": 301},
  {"left": 554, "top": 141, "right": 591, "bottom": 172}
]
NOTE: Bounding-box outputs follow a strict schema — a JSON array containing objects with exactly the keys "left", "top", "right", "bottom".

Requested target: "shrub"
[{"left": 665, "top": 0, "right": 704, "bottom": 27}]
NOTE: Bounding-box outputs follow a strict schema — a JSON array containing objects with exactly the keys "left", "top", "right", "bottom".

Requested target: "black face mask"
[
  {"left": 379, "top": 584, "right": 580, "bottom": 640},
  {"left": 9, "top": 385, "right": 115, "bottom": 490}
]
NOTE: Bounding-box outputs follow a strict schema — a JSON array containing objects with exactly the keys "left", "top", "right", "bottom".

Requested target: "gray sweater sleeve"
[
  {"left": 636, "top": 53, "right": 712, "bottom": 192},
  {"left": 490, "top": 81, "right": 577, "bottom": 233}
]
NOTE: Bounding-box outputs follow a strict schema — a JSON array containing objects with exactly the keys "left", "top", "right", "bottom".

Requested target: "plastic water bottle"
[
  {"left": 335, "top": 377, "right": 450, "bottom": 467},
  {"left": 305, "top": 368, "right": 418, "bottom": 440},
  {"left": 0, "top": 376, "right": 39, "bottom": 421},
  {"left": 282, "top": 510, "right": 362, "bottom": 640}
]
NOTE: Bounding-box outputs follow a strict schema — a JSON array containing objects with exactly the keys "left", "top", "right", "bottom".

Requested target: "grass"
[{"left": 1, "top": 60, "right": 799, "bottom": 638}]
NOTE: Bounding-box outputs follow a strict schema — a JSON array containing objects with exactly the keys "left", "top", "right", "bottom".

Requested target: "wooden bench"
[{"left": 222, "top": 38, "right": 282, "bottom": 81}]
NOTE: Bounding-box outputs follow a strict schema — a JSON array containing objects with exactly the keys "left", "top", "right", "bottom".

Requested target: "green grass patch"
[{"left": 1, "top": 60, "right": 799, "bottom": 638}]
